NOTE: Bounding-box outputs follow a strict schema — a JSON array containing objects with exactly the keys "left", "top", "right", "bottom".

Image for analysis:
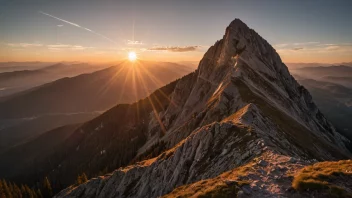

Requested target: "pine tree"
[
  {"left": 0, "top": 180, "right": 5, "bottom": 198},
  {"left": 8, "top": 182, "right": 14, "bottom": 195},
  {"left": 13, "top": 183, "right": 21, "bottom": 198},
  {"left": 21, "top": 185, "right": 26, "bottom": 197},
  {"left": 81, "top": 173, "right": 88, "bottom": 183},
  {"left": 2, "top": 180, "right": 12, "bottom": 198},
  {"left": 42, "top": 177, "right": 52, "bottom": 198},
  {"left": 37, "top": 189, "right": 43, "bottom": 198},
  {"left": 24, "top": 185, "right": 33, "bottom": 198},
  {"left": 31, "top": 188, "right": 38, "bottom": 198},
  {"left": 76, "top": 175, "right": 82, "bottom": 185}
]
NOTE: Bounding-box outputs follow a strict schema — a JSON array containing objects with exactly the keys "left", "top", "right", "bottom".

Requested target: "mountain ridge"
[{"left": 49, "top": 18, "right": 351, "bottom": 197}]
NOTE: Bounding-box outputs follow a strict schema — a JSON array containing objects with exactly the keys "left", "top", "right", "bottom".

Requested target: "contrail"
[{"left": 39, "top": 11, "right": 118, "bottom": 45}]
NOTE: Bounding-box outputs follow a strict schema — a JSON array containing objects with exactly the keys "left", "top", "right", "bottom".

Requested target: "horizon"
[
  {"left": 1, "top": 0, "right": 352, "bottom": 63},
  {"left": 0, "top": 60, "right": 351, "bottom": 69}
]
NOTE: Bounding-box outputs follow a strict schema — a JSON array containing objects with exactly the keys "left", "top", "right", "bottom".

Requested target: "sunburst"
[{"left": 128, "top": 51, "right": 137, "bottom": 61}]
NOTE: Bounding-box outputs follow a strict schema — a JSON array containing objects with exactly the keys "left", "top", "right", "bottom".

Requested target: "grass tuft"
[{"left": 292, "top": 160, "right": 352, "bottom": 197}]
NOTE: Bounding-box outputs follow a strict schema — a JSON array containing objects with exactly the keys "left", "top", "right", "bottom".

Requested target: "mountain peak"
[
  {"left": 55, "top": 19, "right": 351, "bottom": 198},
  {"left": 198, "top": 18, "right": 286, "bottom": 84},
  {"left": 227, "top": 18, "right": 248, "bottom": 31}
]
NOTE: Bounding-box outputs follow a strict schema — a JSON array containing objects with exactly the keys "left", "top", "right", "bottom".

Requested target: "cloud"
[
  {"left": 277, "top": 42, "right": 352, "bottom": 55},
  {"left": 6, "top": 42, "right": 94, "bottom": 51},
  {"left": 39, "top": 11, "right": 117, "bottom": 45},
  {"left": 325, "top": 46, "right": 340, "bottom": 50},
  {"left": 274, "top": 42, "right": 320, "bottom": 49},
  {"left": 274, "top": 41, "right": 352, "bottom": 54},
  {"left": 292, "top": 47, "right": 303, "bottom": 51},
  {"left": 293, "top": 41, "right": 319, "bottom": 46},
  {"left": 127, "top": 40, "right": 143, "bottom": 45},
  {"left": 7, "top": 43, "right": 43, "bottom": 47},
  {"left": 47, "top": 44, "right": 93, "bottom": 51},
  {"left": 57, "top": 24, "right": 64, "bottom": 27},
  {"left": 320, "top": 43, "right": 336, "bottom": 46},
  {"left": 148, "top": 46, "right": 200, "bottom": 52}
]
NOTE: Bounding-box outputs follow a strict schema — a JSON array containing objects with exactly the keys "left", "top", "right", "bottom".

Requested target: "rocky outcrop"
[
  {"left": 163, "top": 152, "right": 352, "bottom": 198},
  {"left": 162, "top": 150, "right": 311, "bottom": 198},
  {"left": 55, "top": 19, "right": 351, "bottom": 198}
]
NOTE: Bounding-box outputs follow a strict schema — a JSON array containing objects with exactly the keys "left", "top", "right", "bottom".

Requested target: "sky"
[{"left": 0, "top": 0, "right": 351, "bottom": 63}]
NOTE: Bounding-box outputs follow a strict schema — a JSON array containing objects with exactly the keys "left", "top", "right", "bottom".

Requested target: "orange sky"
[{"left": 2, "top": 44, "right": 351, "bottom": 64}]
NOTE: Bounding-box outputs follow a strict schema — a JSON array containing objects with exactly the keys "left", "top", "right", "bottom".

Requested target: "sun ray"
[
  {"left": 134, "top": 66, "right": 164, "bottom": 111},
  {"left": 91, "top": 58, "right": 178, "bottom": 136},
  {"left": 117, "top": 63, "right": 135, "bottom": 103},
  {"left": 96, "top": 60, "right": 130, "bottom": 99},
  {"left": 134, "top": 66, "right": 167, "bottom": 135},
  {"left": 97, "top": 64, "right": 126, "bottom": 96},
  {"left": 136, "top": 63, "right": 177, "bottom": 108},
  {"left": 133, "top": 62, "right": 168, "bottom": 111}
]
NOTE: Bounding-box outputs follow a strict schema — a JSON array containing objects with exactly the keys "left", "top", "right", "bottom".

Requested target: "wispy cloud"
[
  {"left": 39, "top": 11, "right": 118, "bottom": 45},
  {"left": 293, "top": 41, "right": 319, "bottom": 46},
  {"left": 47, "top": 44, "right": 93, "bottom": 51},
  {"left": 324, "top": 46, "right": 340, "bottom": 50},
  {"left": 277, "top": 43, "right": 352, "bottom": 54},
  {"left": 126, "top": 40, "right": 143, "bottom": 45},
  {"left": 275, "top": 42, "right": 320, "bottom": 48},
  {"left": 57, "top": 24, "right": 64, "bottom": 27},
  {"left": 7, "top": 43, "right": 43, "bottom": 47},
  {"left": 274, "top": 41, "right": 352, "bottom": 55},
  {"left": 320, "top": 43, "right": 336, "bottom": 46},
  {"left": 292, "top": 47, "right": 303, "bottom": 51},
  {"left": 148, "top": 46, "right": 200, "bottom": 52}
]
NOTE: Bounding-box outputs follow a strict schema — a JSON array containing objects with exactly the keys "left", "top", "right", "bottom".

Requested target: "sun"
[{"left": 128, "top": 51, "right": 137, "bottom": 61}]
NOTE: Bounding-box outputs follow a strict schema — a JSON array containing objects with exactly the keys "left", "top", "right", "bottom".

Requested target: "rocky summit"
[{"left": 55, "top": 19, "right": 352, "bottom": 198}]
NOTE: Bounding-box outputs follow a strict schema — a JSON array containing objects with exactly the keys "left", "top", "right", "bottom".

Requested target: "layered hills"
[{"left": 0, "top": 61, "right": 193, "bottom": 119}]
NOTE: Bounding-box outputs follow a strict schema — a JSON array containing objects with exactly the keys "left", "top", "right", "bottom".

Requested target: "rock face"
[{"left": 55, "top": 19, "right": 351, "bottom": 198}]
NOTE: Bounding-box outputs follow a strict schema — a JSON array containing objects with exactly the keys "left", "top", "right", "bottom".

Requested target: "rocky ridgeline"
[
  {"left": 55, "top": 19, "right": 351, "bottom": 198},
  {"left": 162, "top": 150, "right": 311, "bottom": 198}
]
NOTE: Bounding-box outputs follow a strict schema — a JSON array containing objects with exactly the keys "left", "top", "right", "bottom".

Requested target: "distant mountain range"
[
  {"left": 0, "top": 61, "right": 194, "bottom": 119},
  {"left": 321, "top": 76, "right": 352, "bottom": 88},
  {"left": 0, "top": 112, "right": 100, "bottom": 153},
  {"left": 0, "top": 61, "right": 193, "bottom": 157},
  {"left": 291, "top": 65, "right": 352, "bottom": 89},
  {"left": 291, "top": 66, "right": 352, "bottom": 139},
  {"left": 296, "top": 77, "right": 352, "bottom": 140},
  {"left": 292, "top": 65, "right": 352, "bottom": 77},
  {"left": 0, "top": 62, "right": 107, "bottom": 97},
  {"left": 286, "top": 62, "right": 352, "bottom": 69},
  {"left": 0, "top": 62, "right": 53, "bottom": 72}
]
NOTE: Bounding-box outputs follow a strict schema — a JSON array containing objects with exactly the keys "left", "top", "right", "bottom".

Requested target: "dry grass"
[
  {"left": 163, "top": 162, "right": 254, "bottom": 198},
  {"left": 292, "top": 160, "right": 352, "bottom": 197},
  {"left": 163, "top": 179, "right": 249, "bottom": 198}
]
